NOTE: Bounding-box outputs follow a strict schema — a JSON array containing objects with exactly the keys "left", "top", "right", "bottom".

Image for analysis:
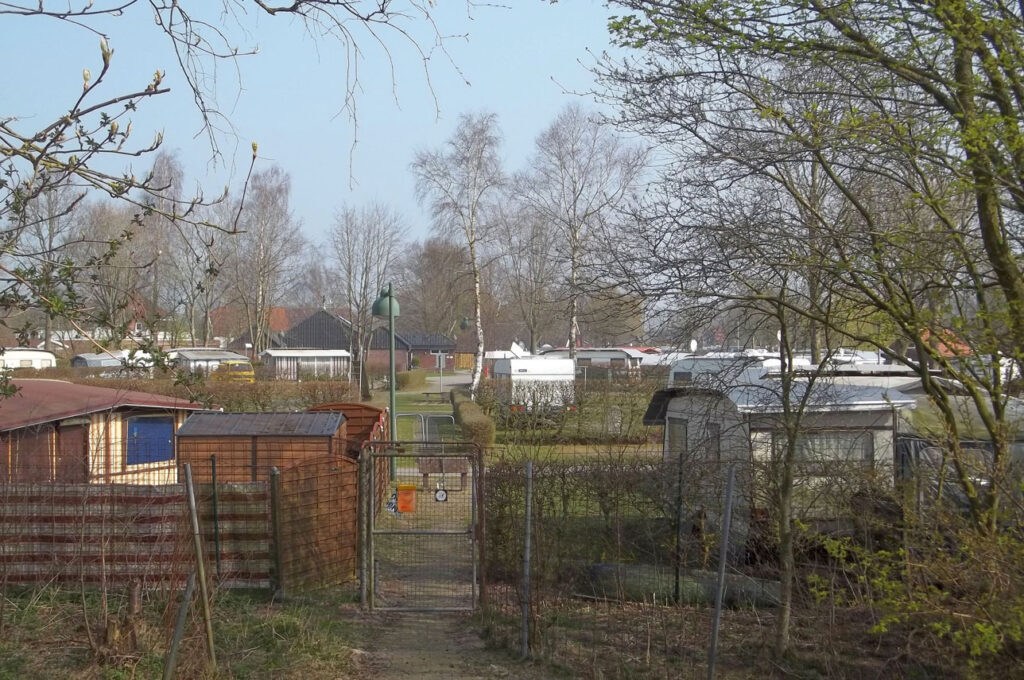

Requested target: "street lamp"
[{"left": 372, "top": 284, "right": 399, "bottom": 478}]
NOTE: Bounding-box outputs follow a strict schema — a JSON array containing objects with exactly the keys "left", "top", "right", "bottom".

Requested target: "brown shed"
[
  {"left": 0, "top": 379, "right": 208, "bottom": 484},
  {"left": 306, "top": 402, "right": 387, "bottom": 457},
  {"left": 176, "top": 411, "right": 348, "bottom": 483}
]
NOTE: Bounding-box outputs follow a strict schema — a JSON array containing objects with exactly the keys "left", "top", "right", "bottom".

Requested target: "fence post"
[
  {"left": 521, "top": 460, "right": 534, "bottom": 660},
  {"left": 269, "top": 466, "right": 285, "bottom": 599},
  {"left": 476, "top": 445, "right": 487, "bottom": 608},
  {"left": 674, "top": 423, "right": 688, "bottom": 603},
  {"left": 183, "top": 463, "right": 217, "bottom": 670},
  {"left": 359, "top": 448, "right": 368, "bottom": 608},
  {"left": 707, "top": 464, "right": 737, "bottom": 680},
  {"left": 162, "top": 570, "right": 197, "bottom": 680},
  {"left": 210, "top": 454, "right": 221, "bottom": 578}
]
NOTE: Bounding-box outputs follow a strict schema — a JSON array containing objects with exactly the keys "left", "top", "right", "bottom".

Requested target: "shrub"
[
  {"left": 452, "top": 388, "right": 495, "bottom": 447},
  {"left": 395, "top": 369, "right": 427, "bottom": 390}
]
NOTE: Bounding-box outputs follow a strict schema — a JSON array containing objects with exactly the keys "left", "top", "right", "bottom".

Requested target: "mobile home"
[
  {"left": 0, "top": 348, "right": 56, "bottom": 370},
  {"left": 492, "top": 357, "right": 576, "bottom": 413},
  {"left": 260, "top": 348, "right": 352, "bottom": 381}
]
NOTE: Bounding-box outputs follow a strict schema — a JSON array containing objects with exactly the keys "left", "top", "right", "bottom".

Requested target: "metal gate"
[{"left": 360, "top": 441, "right": 482, "bottom": 611}]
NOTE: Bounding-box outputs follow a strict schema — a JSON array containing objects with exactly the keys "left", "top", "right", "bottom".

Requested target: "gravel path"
[{"left": 355, "top": 611, "right": 555, "bottom": 679}]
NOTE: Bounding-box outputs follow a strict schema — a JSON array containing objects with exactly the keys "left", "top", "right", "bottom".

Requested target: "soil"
[{"left": 352, "top": 611, "right": 557, "bottom": 679}]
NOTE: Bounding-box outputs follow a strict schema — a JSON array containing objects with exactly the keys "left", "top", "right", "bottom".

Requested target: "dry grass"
[{"left": 0, "top": 585, "right": 368, "bottom": 679}]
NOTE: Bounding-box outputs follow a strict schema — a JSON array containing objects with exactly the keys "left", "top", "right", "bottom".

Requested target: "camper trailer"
[
  {"left": 0, "top": 348, "right": 57, "bottom": 370},
  {"left": 492, "top": 357, "right": 576, "bottom": 414}
]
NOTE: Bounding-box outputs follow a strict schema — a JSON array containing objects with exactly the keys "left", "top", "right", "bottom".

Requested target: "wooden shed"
[
  {"left": 176, "top": 411, "right": 348, "bottom": 483},
  {"left": 0, "top": 379, "right": 208, "bottom": 484},
  {"left": 307, "top": 402, "right": 387, "bottom": 457}
]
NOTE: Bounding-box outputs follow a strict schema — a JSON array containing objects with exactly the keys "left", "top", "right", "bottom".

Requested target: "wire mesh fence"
[
  {"left": 478, "top": 436, "right": 1012, "bottom": 678},
  {"left": 362, "top": 442, "right": 481, "bottom": 611}
]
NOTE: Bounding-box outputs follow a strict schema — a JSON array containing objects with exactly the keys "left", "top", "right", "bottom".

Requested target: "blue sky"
[{"left": 5, "top": 2, "right": 619, "bottom": 245}]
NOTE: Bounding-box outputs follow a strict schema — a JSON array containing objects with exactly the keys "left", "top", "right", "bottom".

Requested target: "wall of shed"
[
  {"left": 266, "top": 355, "right": 352, "bottom": 381},
  {"left": 0, "top": 410, "right": 194, "bottom": 484},
  {"left": 178, "top": 427, "right": 348, "bottom": 484},
  {"left": 662, "top": 393, "right": 751, "bottom": 564},
  {"left": 88, "top": 411, "right": 195, "bottom": 484}
]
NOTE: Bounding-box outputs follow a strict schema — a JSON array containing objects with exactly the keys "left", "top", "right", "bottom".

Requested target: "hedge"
[{"left": 451, "top": 387, "right": 495, "bottom": 448}]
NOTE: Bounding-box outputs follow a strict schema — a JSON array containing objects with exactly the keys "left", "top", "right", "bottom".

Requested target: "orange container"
[{"left": 396, "top": 484, "right": 416, "bottom": 513}]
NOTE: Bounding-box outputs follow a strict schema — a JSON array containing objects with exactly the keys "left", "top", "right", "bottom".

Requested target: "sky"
[{"left": 5, "top": 2, "right": 621, "bottom": 245}]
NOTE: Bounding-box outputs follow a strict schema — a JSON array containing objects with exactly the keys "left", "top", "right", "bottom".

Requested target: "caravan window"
[
  {"left": 794, "top": 431, "right": 873, "bottom": 463},
  {"left": 666, "top": 417, "right": 688, "bottom": 459}
]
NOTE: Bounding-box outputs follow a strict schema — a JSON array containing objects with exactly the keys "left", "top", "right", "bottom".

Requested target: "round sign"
[{"left": 434, "top": 488, "right": 449, "bottom": 502}]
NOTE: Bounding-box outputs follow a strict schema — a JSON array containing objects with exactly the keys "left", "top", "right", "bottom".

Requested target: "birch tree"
[
  {"left": 518, "top": 104, "right": 646, "bottom": 356},
  {"left": 412, "top": 112, "right": 505, "bottom": 396},
  {"left": 223, "top": 166, "right": 306, "bottom": 355}
]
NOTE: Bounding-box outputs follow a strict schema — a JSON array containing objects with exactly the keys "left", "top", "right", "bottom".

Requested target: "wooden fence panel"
[{"left": 276, "top": 456, "right": 359, "bottom": 592}]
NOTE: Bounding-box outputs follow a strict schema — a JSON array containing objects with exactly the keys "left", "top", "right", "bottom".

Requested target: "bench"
[{"left": 416, "top": 456, "right": 469, "bottom": 490}]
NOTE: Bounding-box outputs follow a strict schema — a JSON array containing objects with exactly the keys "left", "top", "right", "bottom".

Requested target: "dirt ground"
[{"left": 353, "top": 611, "right": 558, "bottom": 679}]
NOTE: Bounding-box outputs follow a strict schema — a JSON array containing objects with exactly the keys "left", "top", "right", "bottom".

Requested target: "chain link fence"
[{"left": 479, "top": 437, "right": 971, "bottom": 677}]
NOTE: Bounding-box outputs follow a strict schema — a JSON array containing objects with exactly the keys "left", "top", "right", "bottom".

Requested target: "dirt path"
[{"left": 354, "top": 611, "right": 555, "bottom": 679}]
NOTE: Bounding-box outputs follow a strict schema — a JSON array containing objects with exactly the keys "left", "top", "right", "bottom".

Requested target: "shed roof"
[
  {"left": 172, "top": 349, "right": 250, "bottom": 362},
  {"left": 400, "top": 331, "right": 455, "bottom": 351},
  {"left": 261, "top": 348, "right": 352, "bottom": 358},
  {"left": 177, "top": 411, "right": 345, "bottom": 437},
  {"left": 0, "top": 379, "right": 207, "bottom": 432}
]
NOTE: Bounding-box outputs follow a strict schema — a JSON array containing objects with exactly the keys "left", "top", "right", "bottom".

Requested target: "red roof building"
[{"left": 0, "top": 379, "right": 210, "bottom": 484}]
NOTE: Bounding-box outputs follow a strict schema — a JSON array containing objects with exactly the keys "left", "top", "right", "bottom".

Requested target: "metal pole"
[
  {"left": 210, "top": 455, "right": 220, "bottom": 578},
  {"left": 359, "top": 448, "right": 368, "bottom": 607},
  {"left": 707, "top": 464, "right": 737, "bottom": 680},
  {"left": 184, "top": 463, "right": 217, "bottom": 670},
  {"left": 388, "top": 283, "right": 397, "bottom": 480},
  {"left": 675, "top": 423, "right": 688, "bottom": 603},
  {"left": 521, "top": 460, "right": 534, "bottom": 660},
  {"left": 270, "top": 467, "right": 285, "bottom": 598},
  {"left": 162, "top": 570, "right": 196, "bottom": 680}
]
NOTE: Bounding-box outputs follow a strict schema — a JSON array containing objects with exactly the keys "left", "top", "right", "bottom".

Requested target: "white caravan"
[{"left": 492, "top": 357, "right": 576, "bottom": 414}]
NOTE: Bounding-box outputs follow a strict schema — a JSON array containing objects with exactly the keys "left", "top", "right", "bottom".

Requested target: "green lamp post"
[{"left": 372, "top": 284, "right": 399, "bottom": 478}]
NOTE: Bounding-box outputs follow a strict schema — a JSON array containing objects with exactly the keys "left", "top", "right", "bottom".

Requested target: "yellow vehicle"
[{"left": 211, "top": 359, "right": 256, "bottom": 383}]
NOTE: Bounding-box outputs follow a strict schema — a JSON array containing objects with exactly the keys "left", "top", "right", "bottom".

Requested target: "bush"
[
  {"left": 76, "top": 377, "right": 356, "bottom": 411},
  {"left": 452, "top": 388, "right": 495, "bottom": 447},
  {"left": 395, "top": 369, "right": 427, "bottom": 390}
]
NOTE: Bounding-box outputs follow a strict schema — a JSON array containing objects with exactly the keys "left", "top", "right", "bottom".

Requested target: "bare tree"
[
  {"left": 397, "top": 237, "right": 473, "bottom": 337},
  {"left": 493, "top": 196, "right": 562, "bottom": 354},
  {"left": 13, "top": 180, "right": 87, "bottom": 350},
  {"left": 329, "top": 202, "right": 407, "bottom": 399},
  {"left": 69, "top": 201, "right": 153, "bottom": 343},
  {"left": 518, "top": 103, "right": 646, "bottom": 356},
  {"left": 222, "top": 165, "right": 307, "bottom": 355},
  {"left": 412, "top": 112, "right": 505, "bottom": 396},
  {"left": 2, "top": 2, "right": 466, "bottom": 355}
]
